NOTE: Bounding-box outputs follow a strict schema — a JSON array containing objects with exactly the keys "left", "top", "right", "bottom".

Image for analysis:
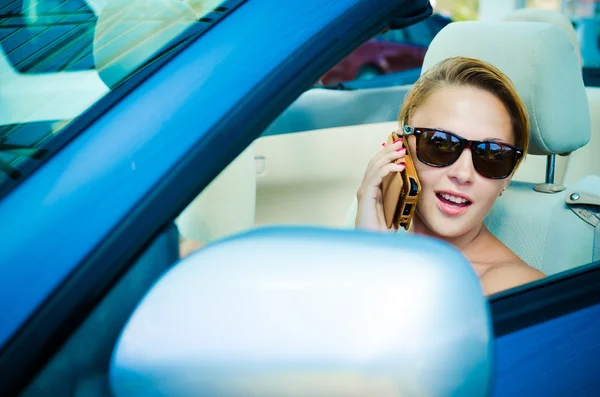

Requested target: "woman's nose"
[{"left": 447, "top": 148, "right": 476, "bottom": 185}]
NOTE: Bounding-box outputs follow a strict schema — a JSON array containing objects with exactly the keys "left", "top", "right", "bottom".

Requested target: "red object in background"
[{"left": 320, "top": 39, "right": 428, "bottom": 86}]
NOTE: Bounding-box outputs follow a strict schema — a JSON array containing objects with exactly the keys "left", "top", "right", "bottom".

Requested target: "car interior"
[
  {"left": 178, "top": 8, "right": 600, "bottom": 275},
  {"left": 3, "top": 1, "right": 600, "bottom": 396}
]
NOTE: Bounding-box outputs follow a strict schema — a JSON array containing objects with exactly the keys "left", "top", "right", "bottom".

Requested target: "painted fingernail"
[
  {"left": 396, "top": 147, "right": 406, "bottom": 152},
  {"left": 381, "top": 142, "right": 386, "bottom": 147},
  {"left": 398, "top": 162, "right": 406, "bottom": 167},
  {"left": 393, "top": 138, "right": 403, "bottom": 143}
]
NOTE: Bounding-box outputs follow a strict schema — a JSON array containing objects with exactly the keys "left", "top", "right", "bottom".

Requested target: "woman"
[{"left": 355, "top": 56, "right": 544, "bottom": 295}]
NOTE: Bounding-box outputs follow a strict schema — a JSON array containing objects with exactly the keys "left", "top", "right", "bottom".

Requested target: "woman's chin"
[
  {"left": 432, "top": 224, "right": 467, "bottom": 239},
  {"left": 415, "top": 201, "right": 485, "bottom": 240},
  {"left": 418, "top": 213, "right": 472, "bottom": 240}
]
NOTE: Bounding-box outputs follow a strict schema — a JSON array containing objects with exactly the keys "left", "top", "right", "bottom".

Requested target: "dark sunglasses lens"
[
  {"left": 418, "top": 130, "right": 462, "bottom": 166},
  {"left": 473, "top": 142, "right": 518, "bottom": 178}
]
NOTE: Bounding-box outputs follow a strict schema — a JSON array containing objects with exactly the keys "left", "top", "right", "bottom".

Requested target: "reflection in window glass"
[
  {"left": 320, "top": 14, "right": 452, "bottom": 87},
  {"left": 560, "top": 0, "right": 600, "bottom": 75},
  {"left": 434, "top": 0, "right": 478, "bottom": 21},
  {"left": 525, "top": 0, "right": 560, "bottom": 11},
  {"left": 319, "top": 0, "right": 480, "bottom": 87},
  {"left": 0, "top": 0, "right": 228, "bottom": 191}
]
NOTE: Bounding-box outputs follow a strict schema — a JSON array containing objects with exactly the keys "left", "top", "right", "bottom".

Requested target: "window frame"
[
  {"left": 490, "top": 260, "right": 600, "bottom": 336},
  {"left": 0, "top": 1, "right": 434, "bottom": 395},
  {"left": 0, "top": 0, "right": 244, "bottom": 201}
]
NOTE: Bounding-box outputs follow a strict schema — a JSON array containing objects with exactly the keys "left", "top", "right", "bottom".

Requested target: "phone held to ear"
[{"left": 381, "top": 130, "right": 421, "bottom": 230}]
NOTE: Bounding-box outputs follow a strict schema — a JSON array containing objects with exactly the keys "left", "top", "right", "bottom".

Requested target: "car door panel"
[
  {"left": 493, "top": 303, "right": 600, "bottom": 396},
  {"left": 490, "top": 262, "right": 600, "bottom": 396}
]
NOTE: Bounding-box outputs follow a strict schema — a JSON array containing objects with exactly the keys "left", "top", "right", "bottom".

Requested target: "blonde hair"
[{"left": 399, "top": 56, "right": 530, "bottom": 157}]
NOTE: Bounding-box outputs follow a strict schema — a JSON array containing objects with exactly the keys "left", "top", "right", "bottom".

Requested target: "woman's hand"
[{"left": 355, "top": 133, "right": 407, "bottom": 232}]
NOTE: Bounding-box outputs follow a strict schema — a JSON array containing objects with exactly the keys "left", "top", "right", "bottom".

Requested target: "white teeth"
[{"left": 442, "top": 193, "right": 468, "bottom": 204}]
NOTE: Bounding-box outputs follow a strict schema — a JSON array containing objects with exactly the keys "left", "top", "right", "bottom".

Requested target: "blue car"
[{"left": 1, "top": 0, "right": 599, "bottom": 396}]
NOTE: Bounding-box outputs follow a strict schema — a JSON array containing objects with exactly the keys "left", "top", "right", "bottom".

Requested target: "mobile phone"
[{"left": 381, "top": 131, "right": 421, "bottom": 230}]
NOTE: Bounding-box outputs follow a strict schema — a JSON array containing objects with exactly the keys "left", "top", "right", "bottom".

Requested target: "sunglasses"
[{"left": 403, "top": 125, "right": 524, "bottom": 179}]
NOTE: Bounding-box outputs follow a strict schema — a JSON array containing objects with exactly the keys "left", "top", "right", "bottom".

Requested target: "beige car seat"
[
  {"left": 565, "top": 88, "right": 600, "bottom": 185},
  {"left": 93, "top": 0, "right": 256, "bottom": 244},
  {"left": 503, "top": 8, "right": 600, "bottom": 187},
  {"left": 501, "top": 8, "right": 582, "bottom": 185}
]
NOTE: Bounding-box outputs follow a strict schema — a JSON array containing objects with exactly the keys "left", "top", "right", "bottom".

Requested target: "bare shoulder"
[
  {"left": 472, "top": 229, "right": 545, "bottom": 295},
  {"left": 481, "top": 262, "right": 545, "bottom": 296}
]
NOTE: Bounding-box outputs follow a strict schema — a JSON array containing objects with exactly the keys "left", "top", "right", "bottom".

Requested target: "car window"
[
  {"left": 528, "top": 0, "right": 600, "bottom": 86},
  {"left": 318, "top": 8, "right": 456, "bottom": 87},
  {"left": 0, "top": 0, "right": 228, "bottom": 196}
]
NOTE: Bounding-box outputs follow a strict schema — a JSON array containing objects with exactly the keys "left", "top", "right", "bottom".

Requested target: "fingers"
[
  {"left": 372, "top": 137, "right": 405, "bottom": 163},
  {"left": 366, "top": 139, "right": 406, "bottom": 178},
  {"left": 372, "top": 145, "right": 406, "bottom": 171},
  {"left": 358, "top": 161, "right": 406, "bottom": 201},
  {"left": 357, "top": 132, "right": 407, "bottom": 202},
  {"left": 375, "top": 162, "right": 406, "bottom": 184},
  {"left": 358, "top": 161, "right": 406, "bottom": 199},
  {"left": 370, "top": 135, "right": 402, "bottom": 161}
]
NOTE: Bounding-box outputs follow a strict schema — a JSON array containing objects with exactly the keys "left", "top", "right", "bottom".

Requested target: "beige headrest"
[
  {"left": 503, "top": 8, "right": 582, "bottom": 67},
  {"left": 422, "top": 21, "right": 590, "bottom": 156}
]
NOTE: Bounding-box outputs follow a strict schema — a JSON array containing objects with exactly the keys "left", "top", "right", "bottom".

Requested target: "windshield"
[{"left": 0, "top": 0, "right": 229, "bottom": 194}]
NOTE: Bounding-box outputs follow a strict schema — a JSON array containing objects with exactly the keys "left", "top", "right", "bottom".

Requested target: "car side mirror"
[{"left": 110, "top": 227, "right": 493, "bottom": 397}]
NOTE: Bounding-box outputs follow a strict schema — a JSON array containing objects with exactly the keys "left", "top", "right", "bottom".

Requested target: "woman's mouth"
[{"left": 435, "top": 192, "right": 472, "bottom": 216}]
